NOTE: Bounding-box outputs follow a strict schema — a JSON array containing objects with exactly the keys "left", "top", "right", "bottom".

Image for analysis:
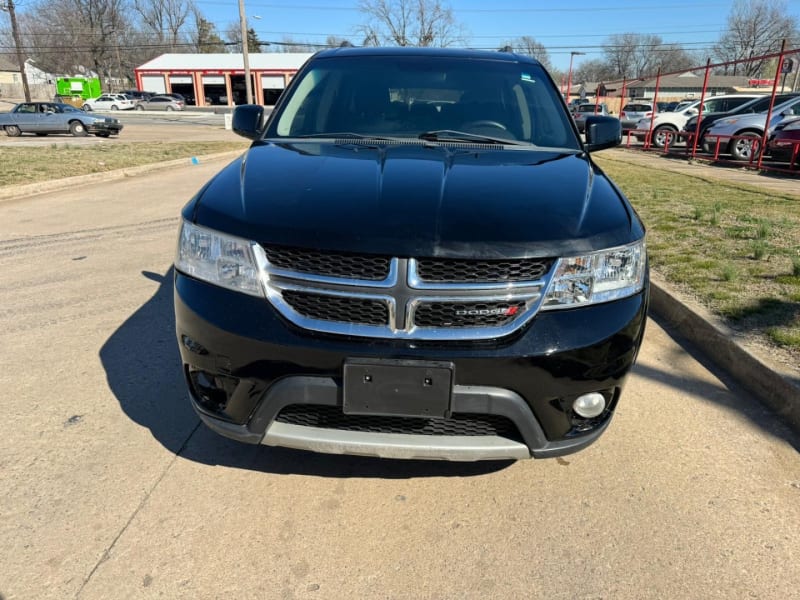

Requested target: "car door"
[
  {"left": 11, "top": 103, "right": 39, "bottom": 132},
  {"left": 94, "top": 95, "right": 113, "bottom": 110},
  {"left": 36, "top": 103, "right": 63, "bottom": 133}
]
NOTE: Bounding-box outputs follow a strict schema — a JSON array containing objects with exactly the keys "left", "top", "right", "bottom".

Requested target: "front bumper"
[
  {"left": 86, "top": 122, "right": 123, "bottom": 134},
  {"left": 175, "top": 272, "right": 648, "bottom": 460}
]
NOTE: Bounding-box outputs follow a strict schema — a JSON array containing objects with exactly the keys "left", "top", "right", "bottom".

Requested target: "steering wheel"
[{"left": 461, "top": 120, "right": 508, "bottom": 131}]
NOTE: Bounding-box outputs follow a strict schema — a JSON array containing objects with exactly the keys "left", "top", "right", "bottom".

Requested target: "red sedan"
[{"left": 768, "top": 117, "right": 800, "bottom": 166}]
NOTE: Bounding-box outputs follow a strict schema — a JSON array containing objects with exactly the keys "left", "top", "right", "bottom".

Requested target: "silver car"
[
  {"left": 619, "top": 101, "right": 656, "bottom": 131},
  {"left": 134, "top": 95, "right": 185, "bottom": 111},
  {"left": 572, "top": 103, "right": 613, "bottom": 133},
  {"left": 704, "top": 96, "right": 800, "bottom": 160}
]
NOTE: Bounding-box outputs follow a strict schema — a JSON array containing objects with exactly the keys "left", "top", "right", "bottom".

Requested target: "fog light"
[{"left": 573, "top": 393, "right": 606, "bottom": 418}]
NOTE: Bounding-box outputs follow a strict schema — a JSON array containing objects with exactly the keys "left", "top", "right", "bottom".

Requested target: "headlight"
[
  {"left": 542, "top": 240, "right": 646, "bottom": 309},
  {"left": 175, "top": 221, "right": 264, "bottom": 297}
]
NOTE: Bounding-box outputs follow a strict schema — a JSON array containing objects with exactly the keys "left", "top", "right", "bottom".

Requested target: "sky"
[{"left": 194, "top": 0, "right": 800, "bottom": 72}]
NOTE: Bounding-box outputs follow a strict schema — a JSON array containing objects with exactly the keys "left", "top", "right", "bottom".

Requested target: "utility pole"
[
  {"left": 1, "top": 0, "right": 31, "bottom": 101},
  {"left": 238, "top": 0, "right": 253, "bottom": 104}
]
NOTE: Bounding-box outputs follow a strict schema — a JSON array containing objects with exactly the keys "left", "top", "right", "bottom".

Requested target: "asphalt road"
[{"left": 1, "top": 156, "right": 799, "bottom": 600}]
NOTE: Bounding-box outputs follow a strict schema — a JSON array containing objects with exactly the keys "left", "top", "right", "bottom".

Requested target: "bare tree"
[
  {"left": 325, "top": 34, "right": 352, "bottom": 48},
  {"left": 572, "top": 58, "right": 617, "bottom": 84},
  {"left": 654, "top": 44, "right": 697, "bottom": 73},
  {"left": 499, "top": 36, "right": 552, "bottom": 70},
  {"left": 132, "top": 0, "right": 194, "bottom": 50},
  {"left": 21, "top": 0, "right": 129, "bottom": 81},
  {"left": 603, "top": 33, "right": 666, "bottom": 78},
  {"left": 357, "top": 0, "right": 465, "bottom": 47},
  {"left": 713, "top": 0, "right": 797, "bottom": 76}
]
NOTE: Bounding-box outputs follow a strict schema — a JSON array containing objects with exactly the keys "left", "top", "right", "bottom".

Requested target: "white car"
[
  {"left": 704, "top": 96, "right": 800, "bottom": 160},
  {"left": 82, "top": 94, "right": 136, "bottom": 111},
  {"left": 636, "top": 94, "right": 763, "bottom": 147}
]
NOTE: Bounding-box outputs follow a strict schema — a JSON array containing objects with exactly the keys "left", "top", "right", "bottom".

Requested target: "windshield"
[{"left": 266, "top": 55, "right": 580, "bottom": 149}]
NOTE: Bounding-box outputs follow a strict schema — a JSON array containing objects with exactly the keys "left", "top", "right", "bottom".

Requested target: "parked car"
[
  {"left": 82, "top": 94, "right": 136, "bottom": 111},
  {"left": 683, "top": 93, "right": 800, "bottom": 153},
  {"left": 572, "top": 102, "right": 613, "bottom": 133},
  {"left": 704, "top": 96, "right": 800, "bottom": 160},
  {"left": 119, "top": 90, "right": 154, "bottom": 102},
  {"left": 174, "top": 47, "right": 648, "bottom": 462},
  {"left": 619, "top": 101, "right": 656, "bottom": 131},
  {"left": 164, "top": 92, "right": 187, "bottom": 103},
  {"left": 0, "top": 101, "right": 123, "bottom": 137},
  {"left": 767, "top": 116, "right": 800, "bottom": 165},
  {"left": 635, "top": 94, "right": 762, "bottom": 147},
  {"left": 134, "top": 95, "right": 185, "bottom": 111}
]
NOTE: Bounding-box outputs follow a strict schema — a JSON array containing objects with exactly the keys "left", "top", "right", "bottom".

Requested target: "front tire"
[
  {"left": 729, "top": 132, "right": 761, "bottom": 161},
  {"left": 652, "top": 125, "right": 677, "bottom": 148},
  {"left": 5, "top": 125, "right": 21, "bottom": 137},
  {"left": 70, "top": 121, "right": 88, "bottom": 137},
  {"left": 135, "top": 104, "right": 144, "bottom": 111}
]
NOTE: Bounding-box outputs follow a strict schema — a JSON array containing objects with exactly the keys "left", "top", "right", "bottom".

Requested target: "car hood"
[{"left": 191, "top": 141, "right": 640, "bottom": 258}]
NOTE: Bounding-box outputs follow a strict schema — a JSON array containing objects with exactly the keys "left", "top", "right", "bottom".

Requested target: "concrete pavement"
[{"left": 0, "top": 154, "right": 799, "bottom": 599}]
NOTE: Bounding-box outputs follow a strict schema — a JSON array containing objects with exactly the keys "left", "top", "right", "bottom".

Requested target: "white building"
[{"left": 134, "top": 53, "right": 313, "bottom": 107}]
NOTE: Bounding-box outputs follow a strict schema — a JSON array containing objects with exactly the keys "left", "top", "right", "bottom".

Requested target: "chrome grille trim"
[{"left": 255, "top": 248, "right": 555, "bottom": 340}]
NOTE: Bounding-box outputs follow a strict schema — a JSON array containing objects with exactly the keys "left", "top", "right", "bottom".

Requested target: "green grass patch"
[
  {"left": 0, "top": 141, "right": 249, "bottom": 187},
  {"left": 595, "top": 155, "right": 800, "bottom": 355}
]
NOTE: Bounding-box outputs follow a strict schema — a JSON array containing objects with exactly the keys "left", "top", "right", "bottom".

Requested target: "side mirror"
[
  {"left": 685, "top": 108, "right": 698, "bottom": 116},
  {"left": 584, "top": 116, "right": 622, "bottom": 152},
  {"left": 232, "top": 104, "right": 266, "bottom": 140}
]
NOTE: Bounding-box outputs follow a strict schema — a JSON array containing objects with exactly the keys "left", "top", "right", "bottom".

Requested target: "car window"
[
  {"left": 18, "top": 104, "right": 36, "bottom": 113},
  {"left": 269, "top": 55, "right": 579, "bottom": 149},
  {"left": 577, "top": 105, "right": 601, "bottom": 113},
  {"left": 623, "top": 104, "right": 651, "bottom": 112}
]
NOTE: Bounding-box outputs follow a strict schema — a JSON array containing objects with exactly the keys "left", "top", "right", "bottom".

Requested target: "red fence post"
[
  {"left": 757, "top": 40, "right": 787, "bottom": 170},
  {"left": 644, "top": 69, "right": 661, "bottom": 150},
  {"left": 690, "top": 59, "right": 712, "bottom": 160}
]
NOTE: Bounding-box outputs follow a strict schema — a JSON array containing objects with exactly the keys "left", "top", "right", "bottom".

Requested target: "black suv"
[{"left": 174, "top": 47, "right": 648, "bottom": 461}]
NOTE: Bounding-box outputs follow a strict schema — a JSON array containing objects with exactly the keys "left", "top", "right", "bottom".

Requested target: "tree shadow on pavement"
[{"left": 99, "top": 267, "right": 512, "bottom": 479}]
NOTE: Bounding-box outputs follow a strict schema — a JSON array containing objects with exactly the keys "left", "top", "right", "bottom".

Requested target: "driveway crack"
[{"left": 74, "top": 421, "right": 201, "bottom": 598}]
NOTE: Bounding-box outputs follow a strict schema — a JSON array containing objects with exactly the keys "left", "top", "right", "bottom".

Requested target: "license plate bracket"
[{"left": 343, "top": 359, "right": 454, "bottom": 419}]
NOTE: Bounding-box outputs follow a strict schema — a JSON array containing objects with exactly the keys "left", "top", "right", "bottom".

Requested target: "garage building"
[{"left": 134, "top": 53, "right": 313, "bottom": 107}]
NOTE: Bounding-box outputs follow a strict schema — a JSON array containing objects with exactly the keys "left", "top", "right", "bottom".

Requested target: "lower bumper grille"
[{"left": 275, "top": 404, "right": 524, "bottom": 442}]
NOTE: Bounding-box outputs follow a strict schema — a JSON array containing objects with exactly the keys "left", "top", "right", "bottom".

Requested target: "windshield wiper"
[
  {"left": 293, "top": 132, "right": 404, "bottom": 142},
  {"left": 418, "top": 130, "right": 524, "bottom": 145}
]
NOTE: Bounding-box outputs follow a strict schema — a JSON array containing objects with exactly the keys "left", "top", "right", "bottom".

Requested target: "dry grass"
[
  {"left": 594, "top": 156, "right": 800, "bottom": 355},
  {"left": 0, "top": 141, "right": 249, "bottom": 187}
]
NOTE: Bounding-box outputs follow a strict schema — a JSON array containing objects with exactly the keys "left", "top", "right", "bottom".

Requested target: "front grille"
[
  {"left": 262, "top": 251, "right": 552, "bottom": 339},
  {"left": 264, "top": 245, "right": 390, "bottom": 281},
  {"left": 415, "top": 257, "right": 553, "bottom": 283},
  {"left": 275, "top": 404, "right": 524, "bottom": 441},
  {"left": 282, "top": 290, "right": 389, "bottom": 326},
  {"left": 414, "top": 301, "right": 527, "bottom": 328}
]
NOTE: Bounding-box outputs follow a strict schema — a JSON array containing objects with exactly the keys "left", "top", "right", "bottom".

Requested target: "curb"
[
  {"left": 0, "top": 150, "right": 244, "bottom": 203},
  {"left": 649, "top": 273, "right": 800, "bottom": 433}
]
